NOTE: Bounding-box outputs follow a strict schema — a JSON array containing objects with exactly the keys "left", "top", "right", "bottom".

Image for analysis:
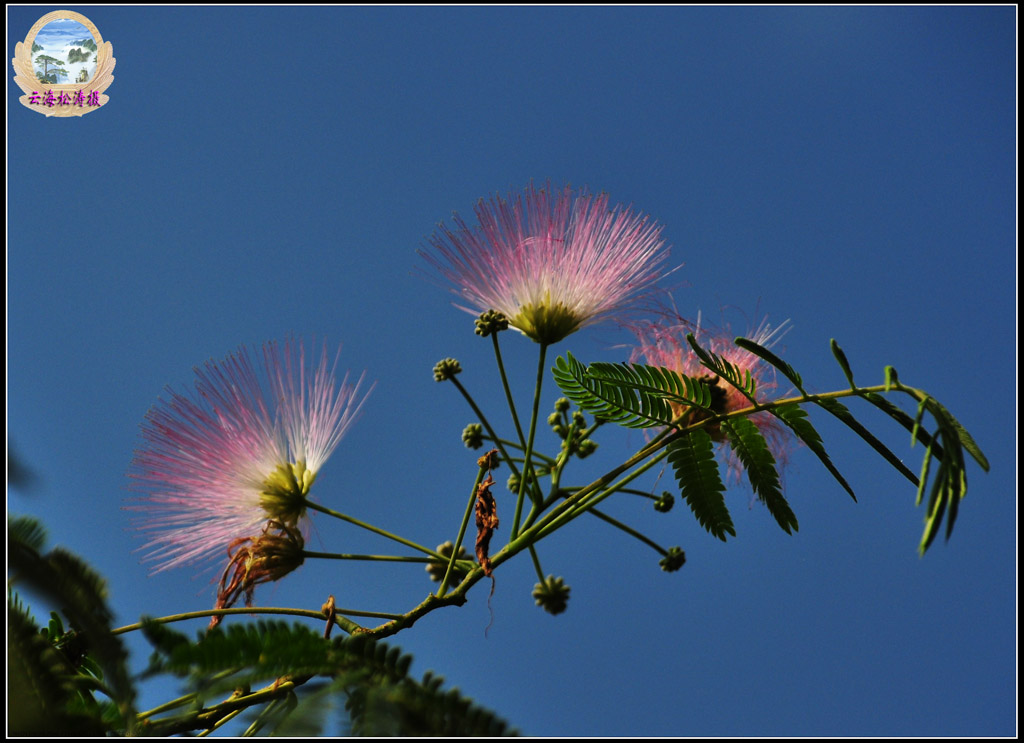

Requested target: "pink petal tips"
[
  {"left": 422, "top": 183, "right": 672, "bottom": 345},
  {"left": 128, "top": 339, "right": 373, "bottom": 574}
]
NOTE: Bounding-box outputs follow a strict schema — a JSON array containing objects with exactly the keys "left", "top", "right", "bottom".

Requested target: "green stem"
[
  {"left": 151, "top": 678, "right": 302, "bottom": 736},
  {"left": 351, "top": 383, "right": 946, "bottom": 645},
  {"left": 302, "top": 551, "right": 470, "bottom": 567},
  {"left": 528, "top": 545, "right": 545, "bottom": 582},
  {"left": 492, "top": 333, "right": 528, "bottom": 453},
  {"left": 481, "top": 437, "right": 558, "bottom": 465},
  {"left": 585, "top": 507, "right": 668, "bottom": 556},
  {"left": 138, "top": 694, "right": 201, "bottom": 721},
  {"left": 540, "top": 450, "right": 671, "bottom": 540},
  {"left": 449, "top": 376, "right": 522, "bottom": 480},
  {"left": 197, "top": 707, "right": 243, "bottom": 736},
  {"left": 511, "top": 343, "right": 548, "bottom": 539},
  {"left": 112, "top": 605, "right": 401, "bottom": 636},
  {"left": 438, "top": 463, "right": 488, "bottom": 597},
  {"left": 303, "top": 500, "right": 443, "bottom": 560},
  {"left": 521, "top": 438, "right": 572, "bottom": 532}
]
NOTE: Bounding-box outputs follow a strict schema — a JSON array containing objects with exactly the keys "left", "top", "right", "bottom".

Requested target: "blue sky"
[{"left": 8, "top": 6, "right": 1016, "bottom": 736}]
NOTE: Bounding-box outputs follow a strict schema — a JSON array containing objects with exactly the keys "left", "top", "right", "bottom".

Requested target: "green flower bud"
[
  {"left": 462, "top": 423, "right": 484, "bottom": 449},
  {"left": 572, "top": 411, "right": 586, "bottom": 427},
  {"left": 554, "top": 397, "right": 571, "bottom": 413},
  {"left": 532, "top": 575, "right": 571, "bottom": 615},
  {"left": 507, "top": 472, "right": 520, "bottom": 492},
  {"left": 653, "top": 491, "right": 675, "bottom": 513},
  {"left": 576, "top": 439, "right": 598, "bottom": 458},
  {"left": 474, "top": 310, "right": 510, "bottom": 337},
  {"left": 659, "top": 546, "right": 686, "bottom": 572},
  {"left": 552, "top": 424, "right": 567, "bottom": 439},
  {"left": 433, "top": 358, "right": 462, "bottom": 382},
  {"left": 547, "top": 411, "right": 562, "bottom": 427},
  {"left": 426, "top": 541, "right": 470, "bottom": 584}
]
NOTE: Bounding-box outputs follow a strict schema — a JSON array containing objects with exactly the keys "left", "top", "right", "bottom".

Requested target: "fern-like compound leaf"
[
  {"left": 721, "top": 417, "right": 798, "bottom": 534},
  {"left": 553, "top": 353, "right": 711, "bottom": 429},
  {"left": 667, "top": 430, "right": 734, "bottom": 541}
]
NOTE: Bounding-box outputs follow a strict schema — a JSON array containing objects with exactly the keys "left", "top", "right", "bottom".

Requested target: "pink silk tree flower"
[
  {"left": 631, "top": 317, "right": 792, "bottom": 479},
  {"left": 129, "top": 340, "right": 372, "bottom": 576},
  {"left": 422, "top": 183, "right": 672, "bottom": 345}
]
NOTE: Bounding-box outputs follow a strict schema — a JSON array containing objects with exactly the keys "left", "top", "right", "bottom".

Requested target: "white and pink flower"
[
  {"left": 129, "top": 339, "right": 372, "bottom": 574},
  {"left": 423, "top": 183, "right": 672, "bottom": 345}
]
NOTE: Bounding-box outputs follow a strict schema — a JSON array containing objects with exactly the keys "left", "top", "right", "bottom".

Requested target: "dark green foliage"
[
  {"left": 858, "top": 387, "right": 988, "bottom": 553},
  {"left": 774, "top": 403, "right": 856, "bottom": 501},
  {"left": 553, "top": 352, "right": 712, "bottom": 428},
  {"left": 144, "top": 621, "right": 336, "bottom": 686},
  {"left": 735, "top": 335, "right": 806, "bottom": 394},
  {"left": 334, "top": 635, "right": 515, "bottom": 736},
  {"left": 917, "top": 395, "right": 989, "bottom": 472},
  {"left": 830, "top": 338, "right": 856, "bottom": 388},
  {"left": 815, "top": 397, "right": 919, "bottom": 486},
  {"left": 8, "top": 515, "right": 135, "bottom": 733},
  {"left": 554, "top": 335, "right": 987, "bottom": 554},
  {"left": 913, "top": 395, "right": 976, "bottom": 554},
  {"left": 9, "top": 513, "right": 47, "bottom": 554},
  {"left": 72, "top": 38, "right": 98, "bottom": 51},
  {"left": 8, "top": 604, "right": 108, "bottom": 735},
  {"left": 685, "top": 333, "right": 757, "bottom": 401},
  {"left": 140, "top": 622, "right": 516, "bottom": 736},
  {"left": 667, "top": 430, "right": 734, "bottom": 540},
  {"left": 721, "top": 418, "right": 798, "bottom": 535}
]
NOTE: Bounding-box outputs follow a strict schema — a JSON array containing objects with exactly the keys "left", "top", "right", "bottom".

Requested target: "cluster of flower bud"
[
  {"left": 426, "top": 541, "right": 471, "bottom": 584},
  {"left": 659, "top": 546, "right": 686, "bottom": 572},
  {"left": 462, "top": 423, "right": 484, "bottom": 449},
  {"left": 433, "top": 358, "right": 462, "bottom": 381},
  {"left": 653, "top": 491, "right": 675, "bottom": 513},
  {"left": 549, "top": 398, "right": 598, "bottom": 459},
  {"left": 532, "top": 574, "right": 571, "bottom": 615},
  {"left": 474, "top": 309, "right": 510, "bottom": 338}
]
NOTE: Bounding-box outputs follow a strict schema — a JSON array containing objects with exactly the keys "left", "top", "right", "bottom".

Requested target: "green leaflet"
[
  {"left": 685, "top": 333, "right": 757, "bottom": 401},
  {"left": 667, "top": 430, "right": 734, "bottom": 541},
  {"left": 921, "top": 395, "right": 989, "bottom": 472},
  {"left": 774, "top": 403, "right": 857, "bottom": 501},
  {"left": 918, "top": 407, "right": 969, "bottom": 555},
  {"left": 830, "top": 339, "right": 857, "bottom": 389},
  {"left": 721, "top": 418, "right": 798, "bottom": 535},
  {"left": 861, "top": 386, "right": 986, "bottom": 553},
  {"left": 552, "top": 353, "right": 711, "bottom": 429},
  {"left": 815, "top": 398, "right": 919, "bottom": 486},
  {"left": 863, "top": 392, "right": 945, "bottom": 459},
  {"left": 735, "top": 336, "right": 805, "bottom": 394}
]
